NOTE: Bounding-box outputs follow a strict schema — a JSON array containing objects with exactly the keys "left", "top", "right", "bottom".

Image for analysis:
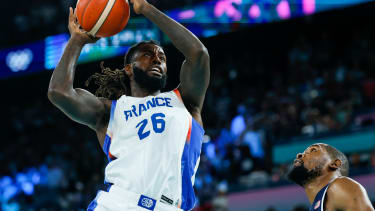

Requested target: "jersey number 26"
[{"left": 136, "top": 113, "right": 166, "bottom": 140}]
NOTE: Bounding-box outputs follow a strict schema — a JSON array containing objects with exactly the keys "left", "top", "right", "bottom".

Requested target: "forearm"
[
  {"left": 141, "top": 3, "right": 207, "bottom": 60},
  {"left": 48, "top": 37, "right": 84, "bottom": 93}
]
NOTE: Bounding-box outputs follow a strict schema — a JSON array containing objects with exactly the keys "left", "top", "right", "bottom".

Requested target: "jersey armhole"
[
  {"left": 102, "top": 100, "right": 117, "bottom": 162},
  {"left": 173, "top": 88, "right": 184, "bottom": 104},
  {"left": 320, "top": 183, "right": 330, "bottom": 211},
  {"left": 106, "top": 100, "right": 117, "bottom": 138}
]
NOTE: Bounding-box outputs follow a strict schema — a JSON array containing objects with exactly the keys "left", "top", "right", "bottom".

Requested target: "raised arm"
[
  {"left": 131, "top": 0, "right": 210, "bottom": 124},
  {"left": 47, "top": 7, "right": 110, "bottom": 132},
  {"left": 327, "top": 177, "right": 374, "bottom": 211}
]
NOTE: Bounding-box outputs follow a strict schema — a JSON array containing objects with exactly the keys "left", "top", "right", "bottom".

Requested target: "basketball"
[{"left": 76, "top": 0, "right": 130, "bottom": 37}]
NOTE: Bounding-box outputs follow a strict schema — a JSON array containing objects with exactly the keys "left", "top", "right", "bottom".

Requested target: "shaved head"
[
  {"left": 288, "top": 143, "right": 350, "bottom": 187},
  {"left": 321, "top": 144, "right": 349, "bottom": 176}
]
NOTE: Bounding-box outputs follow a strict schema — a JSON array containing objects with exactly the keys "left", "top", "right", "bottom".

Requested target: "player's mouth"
[{"left": 149, "top": 67, "right": 163, "bottom": 77}]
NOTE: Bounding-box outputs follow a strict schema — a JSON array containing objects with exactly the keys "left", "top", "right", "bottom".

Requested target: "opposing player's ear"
[{"left": 329, "top": 159, "right": 342, "bottom": 171}]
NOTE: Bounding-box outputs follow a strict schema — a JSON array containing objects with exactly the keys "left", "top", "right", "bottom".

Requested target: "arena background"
[{"left": 1, "top": 0, "right": 375, "bottom": 210}]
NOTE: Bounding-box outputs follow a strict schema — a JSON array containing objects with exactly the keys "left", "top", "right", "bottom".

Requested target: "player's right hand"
[{"left": 68, "top": 7, "right": 100, "bottom": 44}]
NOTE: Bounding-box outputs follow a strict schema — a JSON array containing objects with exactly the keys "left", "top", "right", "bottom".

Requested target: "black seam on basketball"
[
  {"left": 96, "top": 0, "right": 117, "bottom": 36},
  {"left": 81, "top": 0, "right": 94, "bottom": 29}
]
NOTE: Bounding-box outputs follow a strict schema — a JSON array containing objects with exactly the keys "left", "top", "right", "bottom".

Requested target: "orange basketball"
[{"left": 76, "top": 0, "right": 130, "bottom": 37}]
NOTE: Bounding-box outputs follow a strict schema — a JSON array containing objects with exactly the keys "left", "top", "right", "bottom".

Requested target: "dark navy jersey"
[{"left": 310, "top": 183, "right": 330, "bottom": 211}]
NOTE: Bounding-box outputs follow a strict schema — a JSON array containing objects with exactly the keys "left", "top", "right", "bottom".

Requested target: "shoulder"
[
  {"left": 99, "top": 97, "right": 113, "bottom": 111},
  {"left": 329, "top": 177, "right": 363, "bottom": 192},
  {"left": 327, "top": 177, "right": 373, "bottom": 210},
  {"left": 96, "top": 98, "right": 113, "bottom": 129},
  {"left": 173, "top": 87, "right": 204, "bottom": 127},
  {"left": 328, "top": 177, "right": 364, "bottom": 198}
]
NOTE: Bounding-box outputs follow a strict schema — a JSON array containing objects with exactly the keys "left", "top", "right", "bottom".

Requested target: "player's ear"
[
  {"left": 329, "top": 159, "right": 342, "bottom": 171},
  {"left": 124, "top": 64, "right": 133, "bottom": 77}
]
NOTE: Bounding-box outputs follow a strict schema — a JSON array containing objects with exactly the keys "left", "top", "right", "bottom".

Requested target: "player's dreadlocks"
[{"left": 85, "top": 40, "right": 162, "bottom": 100}]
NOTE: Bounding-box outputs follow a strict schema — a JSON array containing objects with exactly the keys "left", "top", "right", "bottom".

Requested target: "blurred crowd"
[
  {"left": 194, "top": 20, "right": 375, "bottom": 209},
  {"left": 1, "top": 100, "right": 106, "bottom": 210},
  {"left": 2, "top": 5, "right": 375, "bottom": 211},
  {"left": 2, "top": 0, "right": 206, "bottom": 48}
]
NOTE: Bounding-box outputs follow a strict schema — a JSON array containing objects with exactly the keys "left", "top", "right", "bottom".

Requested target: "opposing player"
[
  {"left": 47, "top": 0, "right": 210, "bottom": 210},
  {"left": 287, "top": 143, "right": 374, "bottom": 211}
]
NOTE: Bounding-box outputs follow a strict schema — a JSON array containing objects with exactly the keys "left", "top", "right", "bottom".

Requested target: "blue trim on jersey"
[
  {"left": 101, "top": 100, "right": 117, "bottom": 162},
  {"left": 110, "top": 100, "right": 117, "bottom": 123},
  {"left": 103, "top": 135, "right": 113, "bottom": 162},
  {"left": 310, "top": 183, "right": 329, "bottom": 211},
  {"left": 104, "top": 181, "right": 113, "bottom": 192},
  {"left": 88, "top": 101, "right": 116, "bottom": 211},
  {"left": 87, "top": 192, "right": 99, "bottom": 211},
  {"left": 181, "top": 118, "right": 205, "bottom": 210}
]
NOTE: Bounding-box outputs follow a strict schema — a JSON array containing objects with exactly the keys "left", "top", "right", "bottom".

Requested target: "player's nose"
[
  {"left": 152, "top": 56, "right": 162, "bottom": 65},
  {"left": 296, "top": 153, "right": 303, "bottom": 159}
]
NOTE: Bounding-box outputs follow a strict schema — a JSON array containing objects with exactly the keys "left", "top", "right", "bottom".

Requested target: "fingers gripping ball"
[{"left": 76, "top": 0, "right": 130, "bottom": 37}]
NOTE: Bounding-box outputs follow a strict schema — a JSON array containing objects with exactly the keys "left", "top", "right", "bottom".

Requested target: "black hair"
[
  {"left": 323, "top": 144, "right": 349, "bottom": 176},
  {"left": 85, "top": 40, "right": 162, "bottom": 100},
  {"left": 124, "top": 40, "right": 162, "bottom": 65}
]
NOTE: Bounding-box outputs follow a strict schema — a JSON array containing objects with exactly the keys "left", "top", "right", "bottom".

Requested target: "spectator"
[
  {"left": 230, "top": 105, "right": 248, "bottom": 139},
  {"left": 237, "top": 122, "right": 265, "bottom": 159},
  {"left": 211, "top": 182, "right": 229, "bottom": 211}
]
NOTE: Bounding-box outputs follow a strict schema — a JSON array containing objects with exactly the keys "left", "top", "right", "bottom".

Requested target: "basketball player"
[
  {"left": 47, "top": 0, "right": 209, "bottom": 210},
  {"left": 287, "top": 143, "right": 374, "bottom": 211}
]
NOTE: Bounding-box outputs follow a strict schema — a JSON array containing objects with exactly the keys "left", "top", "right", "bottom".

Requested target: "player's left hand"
[
  {"left": 129, "top": 0, "right": 149, "bottom": 14},
  {"left": 68, "top": 7, "right": 100, "bottom": 44}
]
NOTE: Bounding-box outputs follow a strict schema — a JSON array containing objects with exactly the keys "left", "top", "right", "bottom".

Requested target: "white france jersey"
[{"left": 101, "top": 89, "right": 204, "bottom": 211}]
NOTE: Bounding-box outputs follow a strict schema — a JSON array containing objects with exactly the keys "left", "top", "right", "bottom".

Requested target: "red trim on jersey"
[
  {"left": 109, "top": 150, "right": 116, "bottom": 159},
  {"left": 173, "top": 89, "right": 183, "bottom": 103},
  {"left": 186, "top": 117, "right": 192, "bottom": 143}
]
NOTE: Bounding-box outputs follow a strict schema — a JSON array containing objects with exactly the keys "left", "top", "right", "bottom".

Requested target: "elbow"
[
  {"left": 200, "top": 46, "right": 210, "bottom": 60},
  {"left": 191, "top": 46, "right": 210, "bottom": 62},
  {"left": 47, "top": 80, "right": 73, "bottom": 103},
  {"left": 47, "top": 88, "right": 60, "bottom": 104},
  {"left": 47, "top": 88, "right": 70, "bottom": 104},
  {"left": 197, "top": 46, "right": 209, "bottom": 57}
]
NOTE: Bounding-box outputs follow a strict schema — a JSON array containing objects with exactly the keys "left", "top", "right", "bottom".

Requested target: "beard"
[
  {"left": 287, "top": 161, "right": 323, "bottom": 187},
  {"left": 133, "top": 66, "right": 167, "bottom": 93}
]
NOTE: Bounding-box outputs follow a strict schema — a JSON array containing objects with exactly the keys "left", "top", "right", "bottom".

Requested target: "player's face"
[
  {"left": 294, "top": 144, "right": 330, "bottom": 170},
  {"left": 131, "top": 44, "right": 167, "bottom": 92},
  {"left": 133, "top": 44, "right": 167, "bottom": 79},
  {"left": 287, "top": 144, "right": 331, "bottom": 186}
]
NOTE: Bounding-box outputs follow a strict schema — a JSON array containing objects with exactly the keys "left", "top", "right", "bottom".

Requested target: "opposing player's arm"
[
  {"left": 131, "top": 0, "right": 210, "bottom": 125},
  {"left": 327, "top": 177, "right": 374, "bottom": 211},
  {"left": 48, "top": 8, "right": 109, "bottom": 130}
]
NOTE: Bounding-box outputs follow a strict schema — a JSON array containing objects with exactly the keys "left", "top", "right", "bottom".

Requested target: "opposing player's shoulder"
[
  {"left": 330, "top": 177, "right": 363, "bottom": 191},
  {"left": 331, "top": 176, "right": 360, "bottom": 187},
  {"left": 328, "top": 176, "right": 364, "bottom": 196},
  {"left": 326, "top": 176, "right": 374, "bottom": 210}
]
